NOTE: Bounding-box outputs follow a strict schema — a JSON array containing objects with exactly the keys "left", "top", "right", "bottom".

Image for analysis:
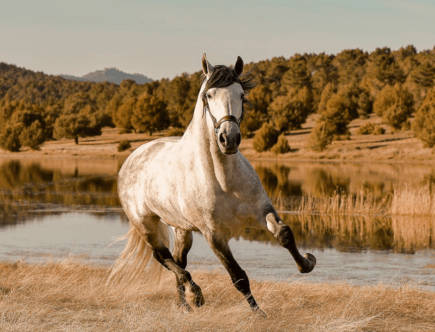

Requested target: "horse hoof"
[
  {"left": 180, "top": 302, "right": 192, "bottom": 313},
  {"left": 186, "top": 283, "right": 205, "bottom": 307},
  {"left": 253, "top": 307, "right": 268, "bottom": 318}
]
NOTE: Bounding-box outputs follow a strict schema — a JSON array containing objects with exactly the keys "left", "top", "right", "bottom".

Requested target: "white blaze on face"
[{"left": 205, "top": 82, "right": 244, "bottom": 128}]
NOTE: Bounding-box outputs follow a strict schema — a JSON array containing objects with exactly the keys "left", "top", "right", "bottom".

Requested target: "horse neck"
[{"left": 182, "top": 85, "right": 240, "bottom": 190}]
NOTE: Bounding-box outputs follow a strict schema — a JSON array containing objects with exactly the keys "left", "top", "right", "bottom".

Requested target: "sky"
[{"left": 0, "top": 0, "right": 434, "bottom": 80}]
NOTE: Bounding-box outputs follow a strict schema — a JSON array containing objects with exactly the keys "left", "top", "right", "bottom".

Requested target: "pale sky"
[{"left": 0, "top": 0, "right": 434, "bottom": 80}]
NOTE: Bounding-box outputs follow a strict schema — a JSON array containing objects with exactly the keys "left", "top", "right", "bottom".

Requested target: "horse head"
[{"left": 201, "top": 54, "right": 253, "bottom": 155}]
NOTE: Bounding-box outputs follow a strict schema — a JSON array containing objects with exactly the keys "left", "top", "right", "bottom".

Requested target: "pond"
[{"left": 0, "top": 158, "right": 434, "bottom": 289}]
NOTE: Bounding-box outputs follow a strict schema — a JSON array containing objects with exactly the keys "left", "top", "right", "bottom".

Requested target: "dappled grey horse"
[{"left": 109, "top": 54, "right": 316, "bottom": 315}]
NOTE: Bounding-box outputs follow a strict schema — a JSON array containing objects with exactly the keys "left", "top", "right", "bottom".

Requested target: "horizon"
[{"left": 1, "top": 0, "right": 435, "bottom": 80}]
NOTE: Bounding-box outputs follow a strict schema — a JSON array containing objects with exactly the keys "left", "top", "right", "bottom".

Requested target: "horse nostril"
[
  {"left": 236, "top": 133, "right": 241, "bottom": 146},
  {"left": 219, "top": 133, "right": 226, "bottom": 145}
]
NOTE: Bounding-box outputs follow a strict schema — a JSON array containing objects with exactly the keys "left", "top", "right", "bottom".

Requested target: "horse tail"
[{"left": 107, "top": 221, "right": 171, "bottom": 287}]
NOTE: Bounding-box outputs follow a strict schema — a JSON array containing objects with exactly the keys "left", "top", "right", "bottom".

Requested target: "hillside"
[{"left": 62, "top": 68, "right": 152, "bottom": 85}]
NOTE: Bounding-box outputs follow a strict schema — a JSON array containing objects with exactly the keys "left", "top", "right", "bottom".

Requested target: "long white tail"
[{"left": 107, "top": 221, "right": 171, "bottom": 287}]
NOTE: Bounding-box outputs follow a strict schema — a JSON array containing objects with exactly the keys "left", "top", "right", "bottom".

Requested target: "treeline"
[{"left": 1, "top": 45, "right": 435, "bottom": 152}]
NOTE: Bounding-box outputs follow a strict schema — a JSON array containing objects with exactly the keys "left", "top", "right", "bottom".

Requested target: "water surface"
[{"left": 0, "top": 158, "right": 434, "bottom": 289}]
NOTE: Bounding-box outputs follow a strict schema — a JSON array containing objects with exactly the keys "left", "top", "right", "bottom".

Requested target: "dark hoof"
[
  {"left": 186, "top": 283, "right": 205, "bottom": 307},
  {"left": 298, "top": 253, "right": 316, "bottom": 273},
  {"left": 253, "top": 307, "right": 268, "bottom": 318}
]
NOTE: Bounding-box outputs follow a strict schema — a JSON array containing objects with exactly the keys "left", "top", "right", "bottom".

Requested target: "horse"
[{"left": 109, "top": 54, "right": 316, "bottom": 315}]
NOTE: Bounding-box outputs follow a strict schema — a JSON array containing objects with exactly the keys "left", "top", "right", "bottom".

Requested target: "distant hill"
[{"left": 62, "top": 68, "right": 152, "bottom": 85}]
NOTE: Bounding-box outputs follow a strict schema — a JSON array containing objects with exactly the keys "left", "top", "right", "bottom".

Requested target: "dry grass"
[
  {"left": 297, "top": 183, "right": 435, "bottom": 217},
  {"left": 1, "top": 260, "right": 434, "bottom": 331},
  {"left": 298, "top": 189, "right": 391, "bottom": 216},
  {"left": 391, "top": 184, "right": 435, "bottom": 216}
]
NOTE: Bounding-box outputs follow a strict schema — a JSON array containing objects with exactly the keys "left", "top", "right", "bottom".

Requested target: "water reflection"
[
  {"left": 236, "top": 214, "right": 435, "bottom": 253},
  {"left": 1, "top": 158, "right": 435, "bottom": 253},
  {"left": 0, "top": 159, "right": 122, "bottom": 229}
]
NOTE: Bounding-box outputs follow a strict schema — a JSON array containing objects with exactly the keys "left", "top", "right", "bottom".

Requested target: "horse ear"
[
  {"left": 202, "top": 53, "right": 214, "bottom": 78},
  {"left": 234, "top": 56, "right": 244, "bottom": 76}
]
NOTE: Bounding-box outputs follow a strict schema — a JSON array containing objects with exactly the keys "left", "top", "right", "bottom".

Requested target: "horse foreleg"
[
  {"left": 207, "top": 235, "right": 266, "bottom": 316},
  {"left": 265, "top": 212, "right": 316, "bottom": 273},
  {"left": 172, "top": 229, "right": 194, "bottom": 307}
]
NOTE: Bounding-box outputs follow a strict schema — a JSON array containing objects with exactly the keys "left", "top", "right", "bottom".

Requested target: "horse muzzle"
[{"left": 217, "top": 121, "right": 242, "bottom": 155}]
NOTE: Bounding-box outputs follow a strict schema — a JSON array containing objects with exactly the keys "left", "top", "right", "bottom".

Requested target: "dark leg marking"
[
  {"left": 172, "top": 229, "right": 194, "bottom": 307},
  {"left": 207, "top": 235, "right": 266, "bottom": 316},
  {"left": 266, "top": 212, "right": 316, "bottom": 273},
  {"left": 152, "top": 246, "right": 204, "bottom": 308}
]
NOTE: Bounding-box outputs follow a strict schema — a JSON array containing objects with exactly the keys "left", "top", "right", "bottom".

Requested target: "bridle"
[{"left": 202, "top": 94, "right": 244, "bottom": 135}]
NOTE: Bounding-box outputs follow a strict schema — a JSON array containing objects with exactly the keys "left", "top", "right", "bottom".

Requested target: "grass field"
[{"left": 1, "top": 260, "right": 434, "bottom": 332}]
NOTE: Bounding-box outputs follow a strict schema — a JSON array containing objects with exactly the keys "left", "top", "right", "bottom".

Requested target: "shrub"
[
  {"left": 373, "top": 84, "right": 414, "bottom": 131},
  {"left": 166, "top": 128, "right": 185, "bottom": 137},
  {"left": 271, "top": 134, "right": 291, "bottom": 154},
  {"left": 253, "top": 123, "right": 280, "bottom": 152},
  {"left": 356, "top": 122, "right": 385, "bottom": 135},
  {"left": 118, "top": 128, "right": 132, "bottom": 134},
  {"left": 356, "top": 122, "right": 376, "bottom": 135},
  {"left": 117, "top": 140, "right": 131, "bottom": 152},
  {"left": 373, "top": 125, "right": 385, "bottom": 135},
  {"left": 0, "top": 124, "right": 21, "bottom": 152},
  {"left": 307, "top": 121, "right": 332, "bottom": 152},
  {"left": 414, "top": 88, "right": 435, "bottom": 147}
]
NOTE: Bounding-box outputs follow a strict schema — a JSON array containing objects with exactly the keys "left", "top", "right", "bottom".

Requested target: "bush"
[
  {"left": 0, "top": 125, "right": 21, "bottom": 152},
  {"left": 373, "top": 84, "right": 414, "bottom": 131},
  {"left": 118, "top": 128, "right": 132, "bottom": 134},
  {"left": 307, "top": 121, "right": 332, "bottom": 152},
  {"left": 117, "top": 140, "right": 131, "bottom": 152},
  {"left": 356, "top": 122, "right": 385, "bottom": 135},
  {"left": 356, "top": 122, "right": 376, "bottom": 135},
  {"left": 414, "top": 88, "right": 435, "bottom": 147},
  {"left": 253, "top": 123, "right": 280, "bottom": 152},
  {"left": 271, "top": 134, "right": 291, "bottom": 154},
  {"left": 166, "top": 128, "right": 185, "bottom": 137},
  {"left": 373, "top": 125, "right": 385, "bottom": 135}
]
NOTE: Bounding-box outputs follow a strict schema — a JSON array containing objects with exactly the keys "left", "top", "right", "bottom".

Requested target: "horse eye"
[{"left": 206, "top": 93, "right": 212, "bottom": 99}]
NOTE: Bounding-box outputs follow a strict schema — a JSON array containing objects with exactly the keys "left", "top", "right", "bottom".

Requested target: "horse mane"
[{"left": 201, "top": 65, "right": 256, "bottom": 97}]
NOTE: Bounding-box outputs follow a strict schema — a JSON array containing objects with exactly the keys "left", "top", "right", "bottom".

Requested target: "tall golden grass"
[
  {"left": 298, "top": 188, "right": 391, "bottom": 215},
  {"left": 294, "top": 184, "right": 435, "bottom": 216},
  {"left": 1, "top": 260, "right": 434, "bottom": 331}
]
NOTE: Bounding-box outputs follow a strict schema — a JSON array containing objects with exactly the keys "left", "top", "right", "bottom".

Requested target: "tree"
[
  {"left": 365, "top": 47, "right": 406, "bottom": 96},
  {"left": 281, "top": 54, "right": 311, "bottom": 91},
  {"left": 373, "top": 84, "right": 414, "bottom": 131},
  {"left": 317, "top": 83, "right": 337, "bottom": 114},
  {"left": 240, "top": 85, "right": 273, "bottom": 136},
  {"left": 54, "top": 93, "right": 106, "bottom": 144},
  {"left": 321, "top": 93, "right": 351, "bottom": 136},
  {"left": 0, "top": 104, "right": 49, "bottom": 151},
  {"left": 414, "top": 87, "right": 435, "bottom": 147},
  {"left": 336, "top": 84, "right": 373, "bottom": 119},
  {"left": 332, "top": 49, "right": 368, "bottom": 86},
  {"left": 0, "top": 124, "right": 21, "bottom": 152},
  {"left": 268, "top": 87, "right": 312, "bottom": 132},
  {"left": 54, "top": 113, "right": 92, "bottom": 144},
  {"left": 131, "top": 92, "right": 170, "bottom": 135},
  {"left": 113, "top": 97, "right": 136, "bottom": 133}
]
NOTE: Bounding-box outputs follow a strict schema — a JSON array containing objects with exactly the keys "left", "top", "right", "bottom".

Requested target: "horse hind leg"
[
  {"left": 139, "top": 219, "right": 204, "bottom": 308},
  {"left": 172, "top": 228, "right": 202, "bottom": 308}
]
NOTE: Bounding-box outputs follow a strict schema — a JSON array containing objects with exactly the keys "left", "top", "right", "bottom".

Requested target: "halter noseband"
[{"left": 203, "top": 96, "right": 244, "bottom": 135}]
